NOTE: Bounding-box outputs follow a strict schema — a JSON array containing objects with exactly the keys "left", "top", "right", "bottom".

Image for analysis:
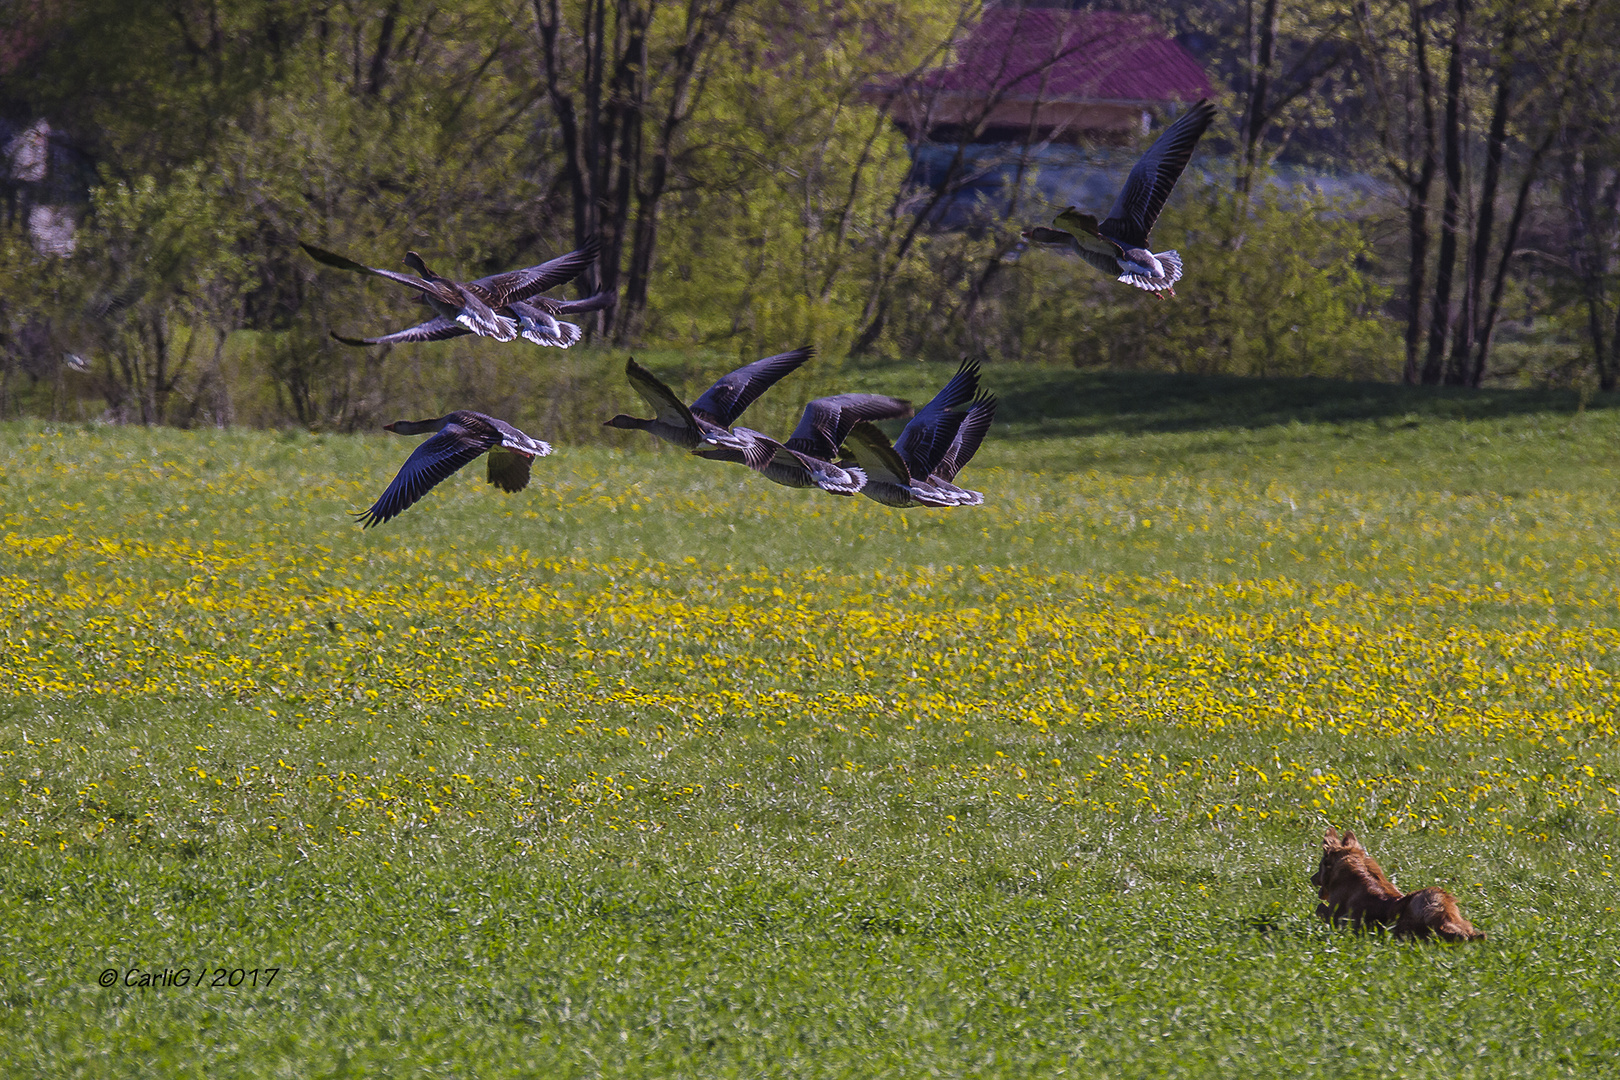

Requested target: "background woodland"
[{"left": 2, "top": 0, "right": 1618, "bottom": 430}]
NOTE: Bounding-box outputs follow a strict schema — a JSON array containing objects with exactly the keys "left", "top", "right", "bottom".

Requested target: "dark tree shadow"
[{"left": 910, "top": 368, "right": 1616, "bottom": 438}]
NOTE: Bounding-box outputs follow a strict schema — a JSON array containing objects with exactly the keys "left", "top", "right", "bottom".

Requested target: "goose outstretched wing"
[
  {"left": 688, "top": 346, "right": 815, "bottom": 426},
  {"left": 893, "top": 360, "right": 978, "bottom": 479},
  {"left": 555, "top": 290, "right": 618, "bottom": 315},
  {"left": 329, "top": 318, "right": 473, "bottom": 347},
  {"left": 933, "top": 393, "right": 997, "bottom": 482},
  {"left": 301, "top": 242, "right": 444, "bottom": 299},
  {"left": 1025, "top": 223, "right": 1123, "bottom": 277},
  {"left": 355, "top": 423, "right": 489, "bottom": 528},
  {"left": 843, "top": 421, "right": 912, "bottom": 486},
  {"left": 468, "top": 237, "right": 602, "bottom": 306},
  {"left": 1099, "top": 99, "right": 1215, "bottom": 248},
  {"left": 624, "top": 358, "right": 699, "bottom": 435},
  {"left": 784, "top": 393, "right": 913, "bottom": 460},
  {"left": 484, "top": 448, "right": 534, "bottom": 494}
]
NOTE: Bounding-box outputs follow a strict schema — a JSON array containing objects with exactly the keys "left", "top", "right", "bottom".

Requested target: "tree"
[
  {"left": 4, "top": 0, "right": 566, "bottom": 426},
  {"left": 1231, "top": 0, "right": 1358, "bottom": 196},
  {"left": 1552, "top": 0, "right": 1620, "bottom": 390},
  {"left": 847, "top": 1, "right": 1158, "bottom": 356},
  {"left": 1358, "top": 0, "right": 1590, "bottom": 386},
  {"left": 529, "top": 0, "right": 751, "bottom": 343},
  {"left": 72, "top": 167, "right": 250, "bottom": 424}
]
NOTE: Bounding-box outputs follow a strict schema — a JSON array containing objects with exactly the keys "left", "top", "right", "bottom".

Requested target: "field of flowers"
[{"left": 3, "top": 390, "right": 1619, "bottom": 1075}]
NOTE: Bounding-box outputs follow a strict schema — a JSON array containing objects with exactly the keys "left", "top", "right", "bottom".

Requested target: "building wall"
[{"left": 1, "top": 117, "right": 83, "bottom": 255}]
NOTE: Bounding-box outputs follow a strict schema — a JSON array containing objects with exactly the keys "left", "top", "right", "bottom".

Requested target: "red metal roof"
[{"left": 922, "top": 8, "right": 1211, "bottom": 104}]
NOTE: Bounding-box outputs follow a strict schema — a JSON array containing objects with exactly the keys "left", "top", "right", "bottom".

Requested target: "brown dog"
[{"left": 1311, "top": 827, "right": 1484, "bottom": 941}]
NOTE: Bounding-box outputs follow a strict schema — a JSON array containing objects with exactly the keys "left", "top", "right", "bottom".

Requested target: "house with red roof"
[
  {"left": 878, "top": 7, "right": 1212, "bottom": 144},
  {"left": 866, "top": 5, "right": 1213, "bottom": 226}
]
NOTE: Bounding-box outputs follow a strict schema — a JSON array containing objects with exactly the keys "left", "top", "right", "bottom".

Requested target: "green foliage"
[
  {"left": 8, "top": 0, "right": 1595, "bottom": 426},
  {"left": 643, "top": 0, "right": 966, "bottom": 357},
  {"left": 70, "top": 165, "right": 253, "bottom": 424},
  {"left": 206, "top": 15, "right": 556, "bottom": 425},
  {"left": 0, "top": 222, "right": 85, "bottom": 418},
  {"left": 984, "top": 181, "right": 1398, "bottom": 378}
]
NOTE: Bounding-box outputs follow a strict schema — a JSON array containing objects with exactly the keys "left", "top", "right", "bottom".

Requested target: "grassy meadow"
[{"left": 3, "top": 362, "right": 1620, "bottom": 1076}]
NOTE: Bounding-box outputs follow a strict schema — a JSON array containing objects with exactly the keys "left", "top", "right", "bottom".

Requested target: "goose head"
[
  {"left": 384, "top": 417, "right": 448, "bottom": 436},
  {"left": 402, "top": 251, "right": 440, "bottom": 280}
]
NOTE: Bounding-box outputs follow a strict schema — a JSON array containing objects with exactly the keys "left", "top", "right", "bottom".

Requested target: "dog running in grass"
[{"left": 1311, "top": 827, "right": 1485, "bottom": 942}]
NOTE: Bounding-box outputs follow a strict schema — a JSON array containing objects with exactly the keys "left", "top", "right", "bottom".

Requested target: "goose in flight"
[
  {"left": 699, "top": 392, "right": 910, "bottom": 459},
  {"left": 304, "top": 237, "right": 600, "bottom": 342},
  {"left": 354, "top": 410, "right": 552, "bottom": 528},
  {"left": 842, "top": 422, "right": 956, "bottom": 506},
  {"left": 329, "top": 290, "right": 616, "bottom": 349},
  {"left": 508, "top": 290, "right": 616, "bottom": 347},
  {"left": 841, "top": 360, "right": 982, "bottom": 507},
  {"left": 603, "top": 347, "right": 814, "bottom": 449},
  {"left": 921, "top": 391, "right": 997, "bottom": 505},
  {"left": 728, "top": 427, "right": 868, "bottom": 495},
  {"left": 1022, "top": 99, "right": 1215, "bottom": 296},
  {"left": 702, "top": 393, "right": 912, "bottom": 490}
]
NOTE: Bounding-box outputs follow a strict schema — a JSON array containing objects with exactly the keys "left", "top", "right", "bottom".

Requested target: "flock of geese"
[{"left": 302, "top": 99, "right": 1216, "bottom": 528}]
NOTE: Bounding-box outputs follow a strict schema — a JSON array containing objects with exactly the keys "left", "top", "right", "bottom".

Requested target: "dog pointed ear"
[
  {"left": 1323, "top": 826, "right": 1339, "bottom": 846},
  {"left": 1343, "top": 830, "right": 1361, "bottom": 849}
]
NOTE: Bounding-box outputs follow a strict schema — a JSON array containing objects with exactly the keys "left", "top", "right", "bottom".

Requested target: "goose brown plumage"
[
  {"left": 840, "top": 361, "right": 982, "bottom": 507},
  {"left": 603, "top": 347, "right": 814, "bottom": 449},
  {"left": 702, "top": 393, "right": 911, "bottom": 493},
  {"left": 306, "top": 237, "right": 600, "bottom": 343},
  {"left": 1022, "top": 100, "right": 1215, "bottom": 296},
  {"left": 355, "top": 410, "right": 552, "bottom": 528}
]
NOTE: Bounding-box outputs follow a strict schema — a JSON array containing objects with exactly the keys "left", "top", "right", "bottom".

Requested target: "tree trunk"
[
  {"left": 1607, "top": 286, "right": 1620, "bottom": 392},
  {"left": 1564, "top": 143, "right": 1606, "bottom": 374},
  {"left": 1423, "top": 0, "right": 1468, "bottom": 385},
  {"left": 1469, "top": 132, "right": 1551, "bottom": 387},
  {"left": 1448, "top": 31, "right": 1513, "bottom": 386},
  {"left": 1239, "top": 0, "right": 1279, "bottom": 196},
  {"left": 365, "top": 1, "right": 401, "bottom": 97},
  {"left": 851, "top": 3, "right": 1097, "bottom": 354},
  {"left": 1401, "top": 0, "right": 1437, "bottom": 385},
  {"left": 534, "top": 0, "right": 598, "bottom": 276},
  {"left": 533, "top": 0, "right": 741, "bottom": 342},
  {"left": 1467, "top": 0, "right": 1589, "bottom": 387},
  {"left": 619, "top": 0, "right": 743, "bottom": 342}
]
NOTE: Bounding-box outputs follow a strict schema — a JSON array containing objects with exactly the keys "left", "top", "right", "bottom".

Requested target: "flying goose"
[
  {"left": 354, "top": 410, "right": 552, "bottom": 528},
  {"left": 922, "top": 391, "right": 997, "bottom": 505},
  {"left": 509, "top": 291, "right": 616, "bottom": 347},
  {"left": 730, "top": 427, "right": 868, "bottom": 495},
  {"left": 702, "top": 392, "right": 911, "bottom": 492},
  {"left": 840, "top": 361, "right": 981, "bottom": 507},
  {"left": 329, "top": 290, "right": 617, "bottom": 349},
  {"left": 697, "top": 392, "right": 911, "bottom": 462},
  {"left": 841, "top": 422, "right": 957, "bottom": 507},
  {"left": 603, "top": 347, "right": 814, "bottom": 449},
  {"left": 304, "top": 237, "right": 600, "bottom": 342},
  {"left": 1022, "top": 99, "right": 1215, "bottom": 296}
]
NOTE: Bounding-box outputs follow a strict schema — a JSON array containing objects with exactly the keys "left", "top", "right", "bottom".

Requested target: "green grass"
[{"left": 2, "top": 366, "right": 1619, "bottom": 1077}]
